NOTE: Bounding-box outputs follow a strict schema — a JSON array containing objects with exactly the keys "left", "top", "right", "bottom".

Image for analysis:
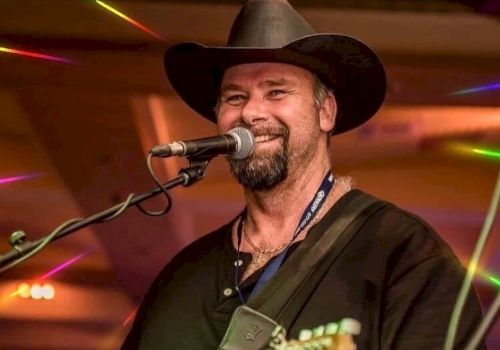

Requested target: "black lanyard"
[{"left": 235, "top": 171, "right": 335, "bottom": 303}]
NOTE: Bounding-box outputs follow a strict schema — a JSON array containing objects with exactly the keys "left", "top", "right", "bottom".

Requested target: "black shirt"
[{"left": 122, "top": 190, "right": 484, "bottom": 350}]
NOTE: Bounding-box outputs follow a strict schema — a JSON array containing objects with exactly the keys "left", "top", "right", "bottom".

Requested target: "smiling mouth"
[{"left": 254, "top": 134, "right": 281, "bottom": 143}]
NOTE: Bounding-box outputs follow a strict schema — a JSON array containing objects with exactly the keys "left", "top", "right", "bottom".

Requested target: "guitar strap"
[{"left": 218, "top": 190, "right": 388, "bottom": 350}]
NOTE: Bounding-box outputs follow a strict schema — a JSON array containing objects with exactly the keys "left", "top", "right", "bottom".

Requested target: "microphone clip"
[{"left": 178, "top": 156, "right": 212, "bottom": 187}]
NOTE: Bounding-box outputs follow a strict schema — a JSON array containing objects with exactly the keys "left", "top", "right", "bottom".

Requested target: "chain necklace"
[
  {"left": 242, "top": 219, "right": 291, "bottom": 268},
  {"left": 242, "top": 206, "right": 325, "bottom": 269},
  {"left": 234, "top": 171, "right": 336, "bottom": 303}
]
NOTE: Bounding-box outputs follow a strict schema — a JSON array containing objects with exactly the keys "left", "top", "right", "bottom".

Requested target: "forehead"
[{"left": 221, "top": 62, "right": 315, "bottom": 87}]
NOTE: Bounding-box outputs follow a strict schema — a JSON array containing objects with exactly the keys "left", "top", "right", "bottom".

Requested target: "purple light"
[
  {"left": 38, "top": 251, "right": 90, "bottom": 281},
  {"left": 451, "top": 83, "right": 500, "bottom": 95},
  {"left": 0, "top": 173, "right": 42, "bottom": 185}
]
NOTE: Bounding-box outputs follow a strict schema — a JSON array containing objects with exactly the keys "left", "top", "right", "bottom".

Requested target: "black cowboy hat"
[{"left": 164, "top": 0, "right": 386, "bottom": 135}]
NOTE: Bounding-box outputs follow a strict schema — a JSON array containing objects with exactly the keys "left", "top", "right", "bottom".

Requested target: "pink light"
[
  {"left": 122, "top": 307, "right": 138, "bottom": 326},
  {"left": 0, "top": 47, "right": 78, "bottom": 64},
  {"left": 96, "top": 0, "right": 167, "bottom": 43},
  {"left": 0, "top": 173, "right": 42, "bottom": 185},
  {"left": 2, "top": 251, "right": 90, "bottom": 305},
  {"left": 37, "top": 251, "right": 90, "bottom": 281}
]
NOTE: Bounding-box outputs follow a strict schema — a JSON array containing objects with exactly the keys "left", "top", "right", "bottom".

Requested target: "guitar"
[{"left": 267, "top": 318, "right": 361, "bottom": 350}]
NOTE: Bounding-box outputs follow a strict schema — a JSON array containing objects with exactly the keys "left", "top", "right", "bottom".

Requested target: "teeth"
[{"left": 255, "top": 135, "right": 278, "bottom": 143}]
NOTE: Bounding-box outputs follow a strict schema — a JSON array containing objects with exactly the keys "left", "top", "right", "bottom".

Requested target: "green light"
[
  {"left": 489, "top": 276, "right": 500, "bottom": 287},
  {"left": 472, "top": 148, "right": 500, "bottom": 159}
]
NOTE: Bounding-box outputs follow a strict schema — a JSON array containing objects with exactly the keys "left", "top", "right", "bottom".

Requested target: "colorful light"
[
  {"left": 447, "top": 143, "right": 500, "bottom": 161},
  {"left": 472, "top": 148, "right": 500, "bottom": 159},
  {"left": 463, "top": 262, "right": 500, "bottom": 289},
  {"left": 3, "top": 251, "right": 89, "bottom": 305},
  {"left": 12, "top": 282, "right": 31, "bottom": 298},
  {"left": 99, "top": 308, "right": 138, "bottom": 349},
  {"left": 37, "top": 251, "right": 90, "bottom": 281},
  {"left": 12, "top": 282, "right": 55, "bottom": 300},
  {"left": 30, "top": 283, "right": 45, "bottom": 299},
  {"left": 489, "top": 275, "right": 500, "bottom": 287},
  {"left": 122, "top": 307, "right": 138, "bottom": 326},
  {"left": 455, "top": 253, "right": 500, "bottom": 289},
  {"left": 0, "top": 47, "right": 77, "bottom": 64},
  {"left": 473, "top": 270, "right": 500, "bottom": 289},
  {"left": 451, "top": 83, "right": 500, "bottom": 96},
  {"left": 96, "top": 0, "right": 167, "bottom": 42},
  {"left": 0, "top": 173, "right": 42, "bottom": 185}
]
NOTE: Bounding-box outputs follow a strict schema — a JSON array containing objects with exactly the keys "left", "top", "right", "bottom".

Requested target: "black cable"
[
  {"left": 136, "top": 153, "right": 173, "bottom": 216},
  {"left": 234, "top": 214, "right": 247, "bottom": 305},
  {"left": 0, "top": 187, "right": 161, "bottom": 273},
  {"left": 0, "top": 172, "right": 186, "bottom": 274},
  {"left": 99, "top": 193, "right": 136, "bottom": 222},
  {"left": 0, "top": 218, "right": 83, "bottom": 274}
]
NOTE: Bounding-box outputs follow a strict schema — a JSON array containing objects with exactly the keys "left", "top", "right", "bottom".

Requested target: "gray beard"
[{"left": 229, "top": 132, "right": 289, "bottom": 191}]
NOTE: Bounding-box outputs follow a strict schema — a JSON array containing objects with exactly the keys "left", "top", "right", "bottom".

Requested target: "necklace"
[
  {"left": 234, "top": 171, "right": 336, "bottom": 302},
  {"left": 242, "top": 219, "right": 291, "bottom": 268},
  {"left": 241, "top": 206, "right": 325, "bottom": 269}
]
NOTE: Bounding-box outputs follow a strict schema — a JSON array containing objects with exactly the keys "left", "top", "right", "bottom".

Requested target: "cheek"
[
  {"left": 280, "top": 101, "right": 317, "bottom": 130},
  {"left": 289, "top": 108, "right": 321, "bottom": 144},
  {"left": 216, "top": 107, "right": 240, "bottom": 133}
]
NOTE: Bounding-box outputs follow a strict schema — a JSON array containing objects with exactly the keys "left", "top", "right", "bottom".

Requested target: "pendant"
[{"left": 251, "top": 251, "right": 266, "bottom": 268}]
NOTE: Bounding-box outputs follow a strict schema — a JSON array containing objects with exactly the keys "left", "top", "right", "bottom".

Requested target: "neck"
[{"left": 242, "top": 152, "right": 333, "bottom": 247}]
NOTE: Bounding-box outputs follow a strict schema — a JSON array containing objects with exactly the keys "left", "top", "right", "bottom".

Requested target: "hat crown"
[
  {"left": 227, "top": 0, "right": 315, "bottom": 48},
  {"left": 164, "top": 0, "right": 386, "bottom": 135}
]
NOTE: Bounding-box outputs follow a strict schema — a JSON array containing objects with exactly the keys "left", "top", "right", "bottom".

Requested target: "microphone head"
[{"left": 228, "top": 127, "right": 255, "bottom": 160}]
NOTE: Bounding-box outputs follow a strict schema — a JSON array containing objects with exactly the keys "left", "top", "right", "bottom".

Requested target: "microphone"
[{"left": 149, "top": 127, "right": 255, "bottom": 160}]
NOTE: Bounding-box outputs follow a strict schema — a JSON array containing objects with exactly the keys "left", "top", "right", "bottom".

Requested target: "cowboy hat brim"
[{"left": 164, "top": 33, "right": 386, "bottom": 135}]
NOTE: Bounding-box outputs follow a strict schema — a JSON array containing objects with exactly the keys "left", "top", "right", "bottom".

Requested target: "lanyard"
[{"left": 235, "top": 171, "right": 335, "bottom": 303}]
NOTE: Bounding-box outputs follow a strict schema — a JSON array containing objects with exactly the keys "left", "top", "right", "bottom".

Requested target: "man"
[{"left": 122, "top": 1, "right": 483, "bottom": 349}]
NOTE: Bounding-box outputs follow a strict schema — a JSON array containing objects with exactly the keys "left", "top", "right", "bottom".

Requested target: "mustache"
[{"left": 247, "top": 125, "right": 289, "bottom": 138}]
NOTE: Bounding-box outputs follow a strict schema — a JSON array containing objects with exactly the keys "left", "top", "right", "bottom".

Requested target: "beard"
[{"left": 228, "top": 125, "right": 289, "bottom": 191}]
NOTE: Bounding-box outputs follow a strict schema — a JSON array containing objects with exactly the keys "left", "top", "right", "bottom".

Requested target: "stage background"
[{"left": 0, "top": 1, "right": 499, "bottom": 349}]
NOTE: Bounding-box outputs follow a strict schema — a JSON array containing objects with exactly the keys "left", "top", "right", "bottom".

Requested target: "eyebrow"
[
  {"left": 220, "top": 78, "right": 294, "bottom": 93},
  {"left": 262, "top": 78, "right": 290, "bottom": 87},
  {"left": 220, "top": 83, "right": 242, "bottom": 93}
]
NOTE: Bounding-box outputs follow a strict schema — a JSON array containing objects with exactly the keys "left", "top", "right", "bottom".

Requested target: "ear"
[{"left": 319, "top": 91, "right": 337, "bottom": 133}]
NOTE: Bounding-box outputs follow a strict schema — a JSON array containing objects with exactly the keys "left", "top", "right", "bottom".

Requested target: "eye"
[
  {"left": 267, "top": 89, "right": 288, "bottom": 98},
  {"left": 224, "top": 94, "right": 246, "bottom": 106}
]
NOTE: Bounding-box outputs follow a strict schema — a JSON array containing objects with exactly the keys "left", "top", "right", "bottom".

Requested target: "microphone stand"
[{"left": 0, "top": 157, "right": 211, "bottom": 274}]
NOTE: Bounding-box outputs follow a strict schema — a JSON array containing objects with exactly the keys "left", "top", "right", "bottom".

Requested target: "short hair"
[{"left": 312, "top": 75, "right": 332, "bottom": 112}]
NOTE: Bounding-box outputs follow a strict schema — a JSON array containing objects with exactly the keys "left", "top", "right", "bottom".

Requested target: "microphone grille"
[{"left": 228, "top": 127, "right": 255, "bottom": 160}]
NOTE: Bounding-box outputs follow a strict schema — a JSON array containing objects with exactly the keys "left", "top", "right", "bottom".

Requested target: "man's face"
[{"left": 217, "top": 62, "right": 331, "bottom": 191}]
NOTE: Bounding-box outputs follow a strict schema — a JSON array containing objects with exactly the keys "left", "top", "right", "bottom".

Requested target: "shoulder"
[
  {"left": 352, "top": 191, "right": 464, "bottom": 283},
  {"left": 369, "top": 199, "right": 452, "bottom": 258},
  {"left": 345, "top": 190, "right": 452, "bottom": 256},
  {"left": 349, "top": 194, "right": 484, "bottom": 349}
]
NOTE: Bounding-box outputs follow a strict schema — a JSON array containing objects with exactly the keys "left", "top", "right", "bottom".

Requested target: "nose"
[{"left": 240, "top": 95, "right": 268, "bottom": 127}]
